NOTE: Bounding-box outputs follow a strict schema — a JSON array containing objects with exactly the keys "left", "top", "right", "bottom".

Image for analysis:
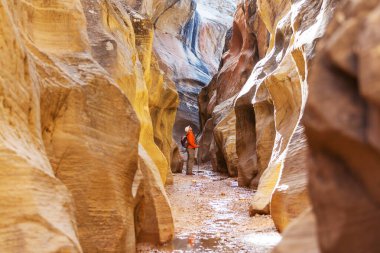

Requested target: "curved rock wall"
[
  {"left": 273, "top": 0, "right": 380, "bottom": 252},
  {"left": 153, "top": 0, "right": 236, "bottom": 139},
  {"left": 0, "top": 1, "right": 82, "bottom": 251},
  {"left": 0, "top": 0, "right": 178, "bottom": 251},
  {"left": 199, "top": 0, "right": 337, "bottom": 233},
  {"left": 253, "top": 0, "right": 334, "bottom": 226},
  {"left": 270, "top": 125, "right": 310, "bottom": 232},
  {"left": 198, "top": 0, "right": 268, "bottom": 177},
  {"left": 303, "top": 0, "right": 380, "bottom": 252},
  {"left": 200, "top": 0, "right": 380, "bottom": 251},
  {"left": 237, "top": 0, "right": 337, "bottom": 198}
]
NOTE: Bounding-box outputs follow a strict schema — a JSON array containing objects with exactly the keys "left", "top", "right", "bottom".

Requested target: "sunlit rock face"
[
  {"left": 270, "top": 125, "right": 310, "bottom": 232},
  {"left": 0, "top": 0, "right": 177, "bottom": 251},
  {"left": 81, "top": 0, "right": 176, "bottom": 247},
  {"left": 237, "top": 0, "right": 337, "bottom": 221},
  {"left": 303, "top": 0, "right": 380, "bottom": 252},
  {"left": 153, "top": 0, "right": 236, "bottom": 139},
  {"left": 236, "top": 0, "right": 336, "bottom": 225},
  {"left": 199, "top": 0, "right": 337, "bottom": 232},
  {"left": 198, "top": 0, "right": 268, "bottom": 176}
]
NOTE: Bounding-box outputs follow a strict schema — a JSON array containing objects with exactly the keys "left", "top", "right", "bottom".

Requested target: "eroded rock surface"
[
  {"left": 270, "top": 125, "right": 310, "bottom": 232},
  {"left": 272, "top": 208, "right": 319, "bottom": 253},
  {"left": 198, "top": 0, "right": 268, "bottom": 178},
  {"left": 0, "top": 0, "right": 177, "bottom": 251},
  {"left": 240, "top": 0, "right": 337, "bottom": 218},
  {"left": 303, "top": 0, "right": 380, "bottom": 252},
  {"left": 199, "top": 0, "right": 336, "bottom": 233},
  {"left": 153, "top": 0, "right": 236, "bottom": 139},
  {"left": 170, "top": 138, "right": 184, "bottom": 174}
]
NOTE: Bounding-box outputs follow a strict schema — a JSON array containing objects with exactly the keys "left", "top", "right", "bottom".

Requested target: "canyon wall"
[
  {"left": 153, "top": 0, "right": 236, "bottom": 139},
  {"left": 0, "top": 0, "right": 178, "bottom": 252},
  {"left": 200, "top": 0, "right": 380, "bottom": 252},
  {"left": 2, "top": 0, "right": 379, "bottom": 252},
  {"left": 199, "top": 0, "right": 336, "bottom": 233},
  {"left": 302, "top": 0, "right": 380, "bottom": 252},
  {"left": 274, "top": 0, "right": 380, "bottom": 252},
  {"left": 237, "top": 0, "right": 336, "bottom": 222},
  {"left": 198, "top": 0, "right": 268, "bottom": 176}
]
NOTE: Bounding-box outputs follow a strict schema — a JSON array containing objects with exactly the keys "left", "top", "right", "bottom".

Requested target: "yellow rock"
[
  {"left": 71, "top": 0, "right": 175, "bottom": 248},
  {"left": 250, "top": 162, "right": 282, "bottom": 215},
  {"left": 214, "top": 110, "right": 239, "bottom": 177},
  {"left": 147, "top": 55, "right": 179, "bottom": 183},
  {"left": 271, "top": 125, "right": 310, "bottom": 232},
  {"left": 0, "top": 0, "right": 177, "bottom": 251},
  {"left": 237, "top": 0, "right": 336, "bottom": 216},
  {"left": 134, "top": 145, "right": 174, "bottom": 244}
]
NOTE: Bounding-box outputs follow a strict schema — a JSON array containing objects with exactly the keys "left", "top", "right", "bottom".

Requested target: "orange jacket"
[{"left": 186, "top": 130, "right": 199, "bottom": 149}]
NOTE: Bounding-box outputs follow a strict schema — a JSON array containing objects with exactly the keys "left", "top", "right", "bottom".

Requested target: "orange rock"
[
  {"left": 270, "top": 125, "right": 310, "bottom": 232},
  {"left": 304, "top": 0, "right": 380, "bottom": 252}
]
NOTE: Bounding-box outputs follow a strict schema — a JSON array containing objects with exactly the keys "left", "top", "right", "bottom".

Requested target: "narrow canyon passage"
[
  {"left": 138, "top": 164, "right": 281, "bottom": 253},
  {"left": 2, "top": 0, "right": 380, "bottom": 252}
]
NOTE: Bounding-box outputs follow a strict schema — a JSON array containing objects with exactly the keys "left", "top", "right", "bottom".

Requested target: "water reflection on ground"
[
  {"left": 157, "top": 231, "right": 281, "bottom": 252},
  {"left": 137, "top": 165, "right": 281, "bottom": 253}
]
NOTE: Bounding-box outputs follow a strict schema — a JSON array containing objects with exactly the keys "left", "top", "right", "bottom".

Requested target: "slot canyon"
[{"left": 1, "top": 0, "right": 380, "bottom": 252}]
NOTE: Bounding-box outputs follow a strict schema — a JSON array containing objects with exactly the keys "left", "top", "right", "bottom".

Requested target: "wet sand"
[{"left": 137, "top": 164, "right": 281, "bottom": 252}]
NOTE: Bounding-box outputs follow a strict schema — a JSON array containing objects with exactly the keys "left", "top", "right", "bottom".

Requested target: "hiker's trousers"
[{"left": 186, "top": 148, "right": 195, "bottom": 175}]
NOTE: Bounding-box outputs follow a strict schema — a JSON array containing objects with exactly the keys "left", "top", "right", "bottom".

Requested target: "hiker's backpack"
[{"left": 180, "top": 135, "right": 188, "bottom": 148}]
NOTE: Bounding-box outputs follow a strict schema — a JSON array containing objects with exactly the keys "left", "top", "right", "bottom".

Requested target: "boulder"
[{"left": 170, "top": 139, "right": 184, "bottom": 174}]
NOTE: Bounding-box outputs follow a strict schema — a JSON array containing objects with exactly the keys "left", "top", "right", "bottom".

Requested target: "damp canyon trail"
[{"left": 137, "top": 164, "right": 281, "bottom": 253}]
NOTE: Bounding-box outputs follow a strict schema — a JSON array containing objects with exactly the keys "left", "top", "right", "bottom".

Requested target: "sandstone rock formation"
[
  {"left": 198, "top": 0, "right": 268, "bottom": 177},
  {"left": 153, "top": 0, "right": 236, "bottom": 139},
  {"left": 270, "top": 125, "right": 310, "bottom": 232},
  {"left": 170, "top": 138, "right": 184, "bottom": 174},
  {"left": 241, "top": 0, "right": 337, "bottom": 225},
  {"left": 197, "top": 119, "right": 214, "bottom": 163},
  {"left": 239, "top": 0, "right": 336, "bottom": 203},
  {"left": 0, "top": 0, "right": 178, "bottom": 251},
  {"left": 213, "top": 110, "right": 238, "bottom": 176},
  {"left": 272, "top": 208, "right": 319, "bottom": 253},
  {"left": 199, "top": 0, "right": 337, "bottom": 232},
  {"left": 134, "top": 145, "right": 174, "bottom": 243},
  {"left": 303, "top": 0, "right": 380, "bottom": 252}
]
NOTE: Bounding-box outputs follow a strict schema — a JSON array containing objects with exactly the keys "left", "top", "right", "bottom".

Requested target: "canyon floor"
[{"left": 137, "top": 163, "right": 281, "bottom": 253}]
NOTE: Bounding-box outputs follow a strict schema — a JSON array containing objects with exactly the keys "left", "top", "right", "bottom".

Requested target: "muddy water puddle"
[
  {"left": 159, "top": 233, "right": 228, "bottom": 252},
  {"left": 154, "top": 231, "right": 281, "bottom": 252},
  {"left": 137, "top": 165, "right": 281, "bottom": 253}
]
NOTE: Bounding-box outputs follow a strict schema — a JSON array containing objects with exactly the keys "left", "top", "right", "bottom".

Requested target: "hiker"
[{"left": 184, "top": 125, "right": 199, "bottom": 175}]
